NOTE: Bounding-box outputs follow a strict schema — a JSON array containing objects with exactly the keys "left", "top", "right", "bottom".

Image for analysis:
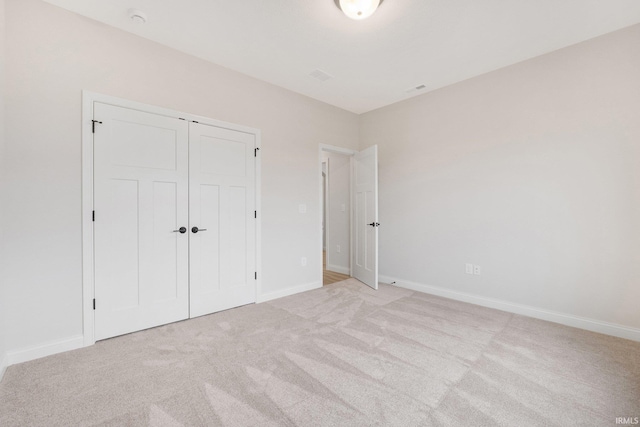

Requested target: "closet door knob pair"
[{"left": 172, "top": 227, "right": 207, "bottom": 234}]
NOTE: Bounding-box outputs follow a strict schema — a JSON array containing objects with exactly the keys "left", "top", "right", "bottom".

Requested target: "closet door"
[
  {"left": 189, "top": 123, "right": 256, "bottom": 318},
  {"left": 93, "top": 103, "right": 190, "bottom": 340}
]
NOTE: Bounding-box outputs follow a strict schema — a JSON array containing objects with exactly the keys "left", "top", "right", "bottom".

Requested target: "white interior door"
[
  {"left": 353, "top": 145, "right": 379, "bottom": 289},
  {"left": 189, "top": 122, "right": 256, "bottom": 318},
  {"left": 93, "top": 103, "right": 189, "bottom": 340}
]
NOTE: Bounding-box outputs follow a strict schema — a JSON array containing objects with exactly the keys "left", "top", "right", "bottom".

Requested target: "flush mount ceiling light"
[
  {"left": 334, "top": 0, "right": 384, "bottom": 20},
  {"left": 128, "top": 8, "right": 147, "bottom": 24}
]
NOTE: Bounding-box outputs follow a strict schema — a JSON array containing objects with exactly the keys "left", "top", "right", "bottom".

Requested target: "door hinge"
[
  {"left": 254, "top": 147, "right": 260, "bottom": 157},
  {"left": 93, "top": 299, "right": 96, "bottom": 310},
  {"left": 254, "top": 210, "right": 257, "bottom": 219},
  {"left": 92, "top": 210, "right": 95, "bottom": 222},
  {"left": 255, "top": 272, "right": 257, "bottom": 280},
  {"left": 91, "top": 120, "right": 102, "bottom": 133}
]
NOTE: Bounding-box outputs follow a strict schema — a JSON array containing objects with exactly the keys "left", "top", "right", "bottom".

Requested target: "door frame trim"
[{"left": 81, "top": 91, "right": 262, "bottom": 346}]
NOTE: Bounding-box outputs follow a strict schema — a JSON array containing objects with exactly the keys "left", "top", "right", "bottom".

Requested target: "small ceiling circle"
[{"left": 128, "top": 8, "right": 147, "bottom": 24}]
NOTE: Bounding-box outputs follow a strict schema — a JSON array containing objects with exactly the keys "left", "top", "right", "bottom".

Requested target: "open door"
[{"left": 352, "top": 145, "right": 379, "bottom": 289}]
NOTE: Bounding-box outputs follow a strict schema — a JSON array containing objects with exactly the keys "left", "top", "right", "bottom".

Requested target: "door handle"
[
  {"left": 191, "top": 226, "right": 207, "bottom": 233},
  {"left": 172, "top": 227, "right": 187, "bottom": 234},
  {"left": 367, "top": 222, "right": 380, "bottom": 227}
]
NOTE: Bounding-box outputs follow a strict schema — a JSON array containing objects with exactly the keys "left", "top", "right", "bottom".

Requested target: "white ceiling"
[{"left": 41, "top": 0, "right": 640, "bottom": 114}]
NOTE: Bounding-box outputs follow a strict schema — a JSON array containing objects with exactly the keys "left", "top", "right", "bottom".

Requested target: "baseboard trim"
[
  {"left": 257, "top": 281, "right": 322, "bottom": 303},
  {"left": 380, "top": 275, "right": 640, "bottom": 342},
  {"left": 326, "top": 264, "right": 350, "bottom": 275},
  {"left": 6, "top": 335, "right": 85, "bottom": 366},
  {"left": 0, "top": 352, "right": 8, "bottom": 382}
]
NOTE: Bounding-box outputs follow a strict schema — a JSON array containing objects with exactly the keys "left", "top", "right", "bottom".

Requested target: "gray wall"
[
  {"left": 361, "top": 24, "right": 640, "bottom": 332},
  {"left": 0, "top": 0, "right": 8, "bottom": 375}
]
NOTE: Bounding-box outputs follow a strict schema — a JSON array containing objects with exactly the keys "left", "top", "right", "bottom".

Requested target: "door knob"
[
  {"left": 191, "top": 226, "right": 207, "bottom": 233},
  {"left": 172, "top": 227, "right": 187, "bottom": 234},
  {"left": 367, "top": 222, "right": 380, "bottom": 227}
]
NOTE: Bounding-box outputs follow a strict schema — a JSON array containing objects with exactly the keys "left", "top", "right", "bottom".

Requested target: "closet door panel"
[
  {"left": 191, "top": 184, "right": 221, "bottom": 297},
  {"left": 93, "top": 103, "right": 189, "bottom": 341},
  {"left": 223, "top": 186, "right": 247, "bottom": 287},
  {"left": 189, "top": 123, "right": 256, "bottom": 318}
]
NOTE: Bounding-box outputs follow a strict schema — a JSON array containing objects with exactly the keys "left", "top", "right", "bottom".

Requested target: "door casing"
[{"left": 82, "top": 91, "right": 261, "bottom": 346}]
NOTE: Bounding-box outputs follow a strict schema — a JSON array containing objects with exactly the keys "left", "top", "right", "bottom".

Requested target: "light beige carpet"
[{"left": 1, "top": 279, "right": 638, "bottom": 426}]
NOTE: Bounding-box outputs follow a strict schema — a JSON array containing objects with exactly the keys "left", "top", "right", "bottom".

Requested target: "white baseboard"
[
  {"left": 0, "top": 352, "right": 8, "bottom": 382},
  {"left": 326, "top": 264, "right": 350, "bottom": 275},
  {"left": 379, "top": 275, "right": 640, "bottom": 342},
  {"left": 6, "top": 335, "right": 85, "bottom": 366},
  {"left": 257, "top": 281, "right": 322, "bottom": 303}
]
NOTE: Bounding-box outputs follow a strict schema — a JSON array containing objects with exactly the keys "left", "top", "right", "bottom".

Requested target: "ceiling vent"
[
  {"left": 405, "top": 84, "right": 427, "bottom": 94},
  {"left": 309, "top": 69, "right": 334, "bottom": 82}
]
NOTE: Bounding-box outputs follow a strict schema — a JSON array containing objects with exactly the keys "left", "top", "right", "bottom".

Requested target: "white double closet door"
[{"left": 93, "top": 103, "right": 256, "bottom": 341}]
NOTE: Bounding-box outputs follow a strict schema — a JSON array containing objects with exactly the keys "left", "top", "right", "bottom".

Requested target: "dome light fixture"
[{"left": 334, "top": 0, "right": 384, "bottom": 20}]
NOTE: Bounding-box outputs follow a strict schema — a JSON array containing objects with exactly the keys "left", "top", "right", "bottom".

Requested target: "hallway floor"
[{"left": 322, "top": 251, "right": 350, "bottom": 285}]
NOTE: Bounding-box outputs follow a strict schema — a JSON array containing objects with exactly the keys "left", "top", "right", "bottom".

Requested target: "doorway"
[
  {"left": 320, "top": 144, "right": 379, "bottom": 289},
  {"left": 321, "top": 150, "right": 352, "bottom": 285}
]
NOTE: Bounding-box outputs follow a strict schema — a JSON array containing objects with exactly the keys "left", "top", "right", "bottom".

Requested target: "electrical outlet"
[
  {"left": 473, "top": 265, "right": 481, "bottom": 275},
  {"left": 465, "top": 263, "right": 473, "bottom": 274},
  {"left": 301, "top": 257, "right": 307, "bottom": 266},
  {"left": 336, "top": 245, "right": 341, "bottom": 253}
]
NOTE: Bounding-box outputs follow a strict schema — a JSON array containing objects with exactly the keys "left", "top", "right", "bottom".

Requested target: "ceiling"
[{"left": 41, "top": 0, "right": 640, "bottom": 114}]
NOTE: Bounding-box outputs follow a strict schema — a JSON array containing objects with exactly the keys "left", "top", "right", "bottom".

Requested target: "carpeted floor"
[{"left": 1, "top": 279, "right": 639, "bottom": 426}]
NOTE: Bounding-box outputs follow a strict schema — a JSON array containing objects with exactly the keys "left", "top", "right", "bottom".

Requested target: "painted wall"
[
  {"left": 324, "top": 152, "right": 351, "bottom": 274},
  {"left": 1, "top": 0, "right": 358, "bottom": 355},
  {"left": 361, "top": 24, "right": 640, "bottom": 332},
  {"left": 322, "top": 160, "right": 327, "bottom": 250},
  {"left": 0, "top": 0, "right": 9, "bottom": 378}
]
